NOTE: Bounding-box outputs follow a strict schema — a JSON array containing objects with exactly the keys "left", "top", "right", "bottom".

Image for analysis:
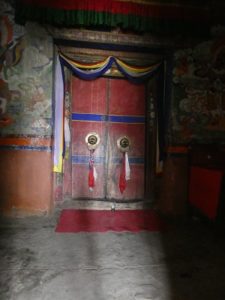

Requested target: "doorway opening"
[{"left": 60, "top": 53, "right": 163, "bottom": 206}]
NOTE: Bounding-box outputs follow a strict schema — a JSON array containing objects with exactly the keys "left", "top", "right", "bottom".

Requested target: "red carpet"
[{"left": 55, "top": 209, "right": 167, "bottom": 233}]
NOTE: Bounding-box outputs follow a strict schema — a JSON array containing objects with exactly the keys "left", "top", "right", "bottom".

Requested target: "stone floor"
[{"left": 1, "top": 207, "right": 225, "bottom": 300}]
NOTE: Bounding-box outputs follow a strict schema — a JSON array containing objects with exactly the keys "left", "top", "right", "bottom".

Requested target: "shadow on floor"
[{"left": 159, "top": 216, "right": 225, "bottom": 300}]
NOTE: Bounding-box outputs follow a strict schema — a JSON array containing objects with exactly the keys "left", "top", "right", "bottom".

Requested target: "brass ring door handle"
[{"left": 117, "top": 136, "right": 131, "bottom": 152}]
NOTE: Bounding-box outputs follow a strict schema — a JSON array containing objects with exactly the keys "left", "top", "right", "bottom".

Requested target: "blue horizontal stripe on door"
[
  {"left": 72, "top": 155, "right": 144, "bottom": 165},
  {"left": 112, "top": 157, "right": 145, "bottom": 164},
  {"left": 72, "top": 113, "right": 145, "bottom": 123},
  {"left": 72, "top": 113, "right": 107, "bottom": 122},
  {"left": 108, "top": 115, "right": 145, "bottom": 123},
  {"left": 72, "top": 155, "right": 105, "bottom": 164}
]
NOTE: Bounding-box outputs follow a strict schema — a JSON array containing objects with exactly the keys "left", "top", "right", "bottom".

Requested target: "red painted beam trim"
[
  {"left": 20, "top": 0, "right": 210, "bottom": 21},
  {"left": 0, "top": 137, "right": 52, "bottom": 147}
]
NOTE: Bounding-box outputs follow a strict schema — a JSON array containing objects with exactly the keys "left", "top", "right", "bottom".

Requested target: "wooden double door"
[{"left": 71, "top": 76, "right": 146, "bottom": 201}]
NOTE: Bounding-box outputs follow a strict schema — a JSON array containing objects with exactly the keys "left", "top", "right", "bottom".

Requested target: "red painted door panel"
[
  {"left": 72, "top": 77, "right": 107, "bottom": 199},
  {"left": 107, "top": 79, "right": 145, "bottom": 200},
  {"left": 71, "top": 77, "right": 145, "bottom": 200}
]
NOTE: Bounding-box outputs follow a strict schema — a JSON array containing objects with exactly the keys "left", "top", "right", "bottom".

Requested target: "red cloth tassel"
[
  {"left": 88, "top": 166, "right": 94, "bottom": 189},
  {"left": 119, "top": 153, "right": 126, "bottom": 193},
  {"left": 88, "top": 150, "right": 96, "bottom": 190}
]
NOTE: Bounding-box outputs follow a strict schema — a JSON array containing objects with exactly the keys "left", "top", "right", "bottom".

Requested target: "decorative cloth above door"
[
  {"left": 59, "top": 52, "right": 161, "bottom": 82},
  {"left": 15, "top": 0, "right": 220, "bottom": 37}
]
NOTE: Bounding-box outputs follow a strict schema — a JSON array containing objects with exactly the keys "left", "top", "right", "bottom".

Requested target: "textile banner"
[
  {"left": 53, "top": 55, "right": 64, "bottom": 173},
  {"left": 59, "top": 53, "right": 161, "bottom": 83}
]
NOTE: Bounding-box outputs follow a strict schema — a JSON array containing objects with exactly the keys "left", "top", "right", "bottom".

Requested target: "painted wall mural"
[
  {"left": 0, "top": 1, "right": 53, "bottom": 136},
  {"left": 171, "top": 31, "right": 225, "bottom": 144}
]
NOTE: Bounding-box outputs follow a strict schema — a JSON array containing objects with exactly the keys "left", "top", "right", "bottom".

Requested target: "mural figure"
[
  {"left": 172, "top": 33, "right": 225, "bottom": 144},
  {"left": 0, "top": 2, "right": 52, "bottom": 136}
]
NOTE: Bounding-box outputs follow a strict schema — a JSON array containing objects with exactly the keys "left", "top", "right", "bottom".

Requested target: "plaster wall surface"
[{"left": 0, "top": 150, "right": 53, "bottom": 214}]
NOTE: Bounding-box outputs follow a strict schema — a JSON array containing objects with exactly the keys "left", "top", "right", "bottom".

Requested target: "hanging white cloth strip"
[
  {"left": 125, "top": 152, "right": 131, "bottom": 181},
  {"left": 53, "top": 55, "right": 64, "bottom": 173},
  {"left": 64, "top": 117, "right": 70, "bottom": 147}
]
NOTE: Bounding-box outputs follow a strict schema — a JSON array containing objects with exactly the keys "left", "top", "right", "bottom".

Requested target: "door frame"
[{"left": 53, "top": 41, "right": 171, "bottom": 204}]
